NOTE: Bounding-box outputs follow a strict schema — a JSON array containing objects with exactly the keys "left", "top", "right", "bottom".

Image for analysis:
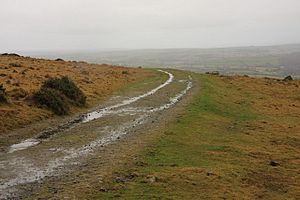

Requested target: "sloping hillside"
[{"left": 0, "top": 54, "right": 152, "bottom": 133}]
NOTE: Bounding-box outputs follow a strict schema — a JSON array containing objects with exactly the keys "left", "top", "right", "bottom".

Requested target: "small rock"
[
  {"left": 270, "top": 160, "right": 280, "bottom": 167},
  {"left": 99, "top": 187, "right": 107, "bottom": 192},
  {"left": 147, "top": 175, "right": 157, "bottom": 184},
  {"left": 130, "top": 172, "right": 140, "bottom": 178},
  {"left": 206, "top": 171, "right": 216, "bottom": 176},
  {"left": 115, "top": 176, "right": 125, "bottom": 183}
]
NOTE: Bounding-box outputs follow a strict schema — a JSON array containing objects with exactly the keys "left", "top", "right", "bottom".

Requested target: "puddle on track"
[
  {"left": 8, "top": 139, "right": 40, "bottom": 153},
  {"left": 82, "top": 70, "right": 174, "bottom": 122}
]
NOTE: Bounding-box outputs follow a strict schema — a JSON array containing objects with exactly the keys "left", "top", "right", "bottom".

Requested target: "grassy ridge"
[{"left": 97, "top": 74, "right": 300, "bottom": 199}]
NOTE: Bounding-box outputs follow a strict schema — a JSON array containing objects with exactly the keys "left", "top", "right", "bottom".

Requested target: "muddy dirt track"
[{"left": 0, "top": 69, "right": 195, "bottom": 199}]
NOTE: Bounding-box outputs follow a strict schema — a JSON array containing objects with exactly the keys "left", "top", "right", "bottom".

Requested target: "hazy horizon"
[
  {"left": 11, "top": 43, "right": 299, "bottom": 53},
  {"left": 15, "top": 43, "right": 300, "bottom": 78},
  {"left": 1, "top": 0, "right": 300, "bottom": 52}
]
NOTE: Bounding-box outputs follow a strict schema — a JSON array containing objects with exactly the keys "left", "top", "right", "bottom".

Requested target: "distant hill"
[{"left": 23, "top": 44, "right": 300, "bottom": 77}]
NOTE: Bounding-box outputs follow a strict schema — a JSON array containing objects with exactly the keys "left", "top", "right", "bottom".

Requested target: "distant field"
[{"left": 23, "top": 44, "right": 300, "bottom": 78}]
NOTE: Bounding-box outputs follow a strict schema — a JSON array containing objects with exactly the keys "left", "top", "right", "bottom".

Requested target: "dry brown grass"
[
  {"left": 0, "top": 55, "right": 152, "bottom": 133},
  {"left": 220, "top": 75, "right": 300, "bottom": 116}
]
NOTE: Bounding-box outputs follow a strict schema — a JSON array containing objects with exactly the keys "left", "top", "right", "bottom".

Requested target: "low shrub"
[
  {"left": 43, "top": 76, "right": 86, "bottom": 105},
  {"left": 33, "top": 76, "right": 86, "bottom": 115},
  {"left": 33, "top": 88, "right": 69, "bottom": 115},
  {"left": 0, "top": 84, "right": 7, "bottom": 103}
]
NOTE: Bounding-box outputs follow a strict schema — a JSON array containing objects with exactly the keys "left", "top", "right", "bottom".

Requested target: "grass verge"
[{"left": 95, "top": 73, "right": 300, "bottom": 199}]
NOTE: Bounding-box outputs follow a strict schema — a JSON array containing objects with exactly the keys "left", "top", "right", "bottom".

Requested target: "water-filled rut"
[{"left": 0, "top": 70, "right": 192, "bottom": 199}]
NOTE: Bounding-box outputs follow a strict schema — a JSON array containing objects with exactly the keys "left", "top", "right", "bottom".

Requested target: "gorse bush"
[
  {"left": 33, "top": 76, "right": 86, "bottom": 115},
  {"left": 0, "top": 84, "right": 7, "bottom": 103},
  {"left": 33, "top": 88, "right": 69, "bottom": 115},
  {"left": 43, "top": 76, "right": 86, "bottom": 105}
]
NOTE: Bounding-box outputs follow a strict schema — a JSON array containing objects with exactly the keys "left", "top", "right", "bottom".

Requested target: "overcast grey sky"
[{"left": 1, "top": 0, "right": 300, "bottom": 51}]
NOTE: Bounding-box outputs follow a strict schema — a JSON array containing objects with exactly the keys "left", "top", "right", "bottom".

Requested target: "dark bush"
[
  {"left": 0, "top": 84, "right": 7, "bottom": 103},
  {"left": 1, "top": 53, "right": 21, "bottom": 57},
  {"left": 33, "top": 88, "right": 69, "bottom": 115},
  {"left": 122, "top": 70, "right": 129, "bottom": 75},
  {"left": 42, "top": 76, "right": 86, "bottom": 105},
  {"left": 283, "top": 75, "right": 293, "bottom": 81},
  {"left": 33, "top": 76, "right": 86, "bottom": 115},
  {"left": 9, "top": 63, "right": 23, "bottom": 68}
]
